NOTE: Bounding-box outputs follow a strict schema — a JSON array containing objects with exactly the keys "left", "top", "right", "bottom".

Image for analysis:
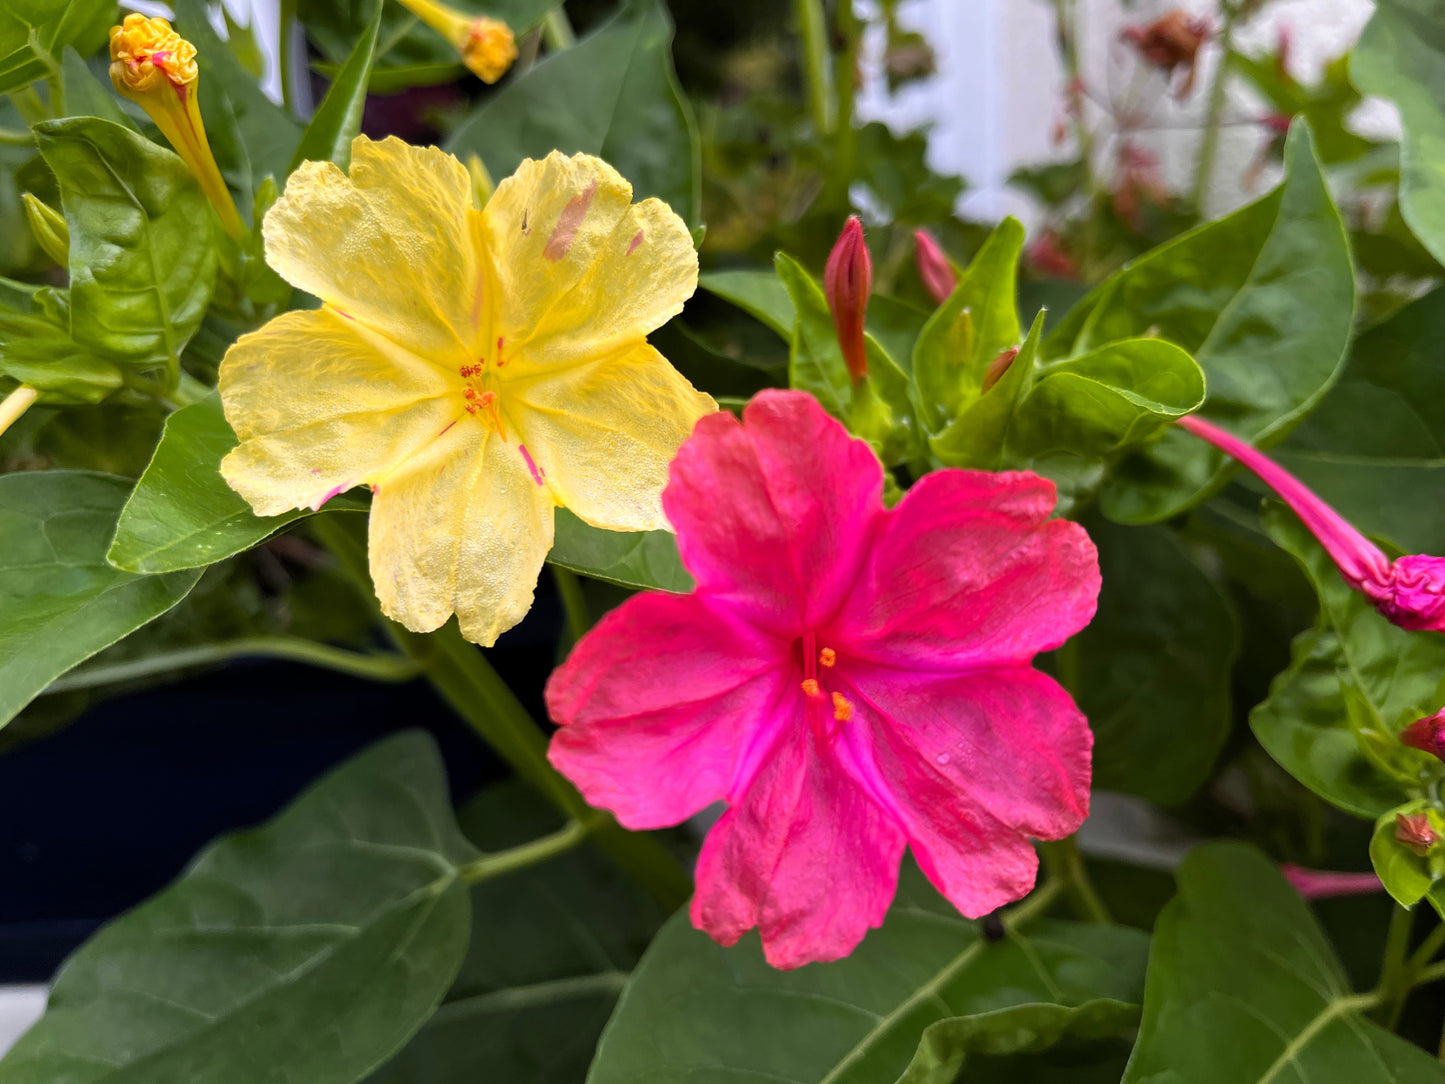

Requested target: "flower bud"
[
  {"left": 980, "top": 346, "right": 1020, "bottom": 394},
  {"left": 1279, "top": 863, "right": 1384, "bottom": 901},
  {"left": 1400, "top": 709, "right": 1445, "bottom": 762},
  {"left": 22, "top": 194, "right": 68, "bottom": 267},
  {"left": 397, "top": 0, "right": 516, "bottom": 83},
  {"left": 1396, "top": 811, "right": 1440, "bottom": 857},
  {"left": 913, "top": 230, "right": 956, "bottom": 306},
  {"left": 825, "top": 216, "right": 872, "bottom": 384},
  {"left": 109, "top": 14, "right": 245, "bottom": 240},
  {"left": 1120, "top": 9, "right": 1210, "bottom": 97}
]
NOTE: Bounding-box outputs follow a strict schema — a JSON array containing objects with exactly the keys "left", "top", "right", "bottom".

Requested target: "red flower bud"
[
  {"left": 981, "top": 346, "right": 1020, "bottom": 393},
  {"left": 1396, "top": 812, "right": 1440, "bottom": 857},
  {"left": 913, "top": 229, "right": 957, "bottom": 306},
  {"left": 825, "top": 216, "right": 872, "bottom": 384},
  {"left": 1121, "top": 9, "right": 1210, "bottom": 97},
  {"left": 1280, "top": 864, "right": 1384, "bottom": 900},
  {"left": 1027, "top": 230, "right": 1078, "bottom": 281},
  {"left": 1401, "top": 710, "right": 1445, "bottom": 762}
]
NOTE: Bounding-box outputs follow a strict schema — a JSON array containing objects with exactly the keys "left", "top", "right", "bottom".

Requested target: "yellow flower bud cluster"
[{"left": 109, "top": 14, "right": 198, "bottom": 98}]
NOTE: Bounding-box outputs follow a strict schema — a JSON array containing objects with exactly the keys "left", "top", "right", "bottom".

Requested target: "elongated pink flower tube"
[
  {"left": 914, "top": 229, "right": 957, "bottom": 305},
  {"left": 547, "top": 390, "right": 1100, "bottom": 968},
  {"left": 825, "top": 216, "right": 872, "bottom": 384},
  {"left": 1280, "top": 863, "right": 1384, "bottom": 901},
  {"left": 1178, "top": 413, "right": 1445, "bottom": 632}
]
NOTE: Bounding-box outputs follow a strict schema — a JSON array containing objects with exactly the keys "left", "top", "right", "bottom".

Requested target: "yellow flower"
[
  {"left": 219, "top": 137, "right": 714, "bottom": 646},
  {"left": 108, "top": 13, "right": 245, "bottom": 240},
  {"left": 397, "top": 0, "right": 517, "bottom": 83}
]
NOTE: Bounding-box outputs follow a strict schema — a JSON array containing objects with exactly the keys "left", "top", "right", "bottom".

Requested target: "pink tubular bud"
[
  {"left": 825, "top": 216, "right": 872, "bottom": 384},
  {"left": 913, "top": 230, "right": 957, "bottom": 306},
  {"left": 1177, "top": 413, "right": 1445, "bottom": 633},
  {"left": 1280, "top": 863, "right": 1384, "bottom": 901},
  {"left": 1401, "top": 710, "right": 1445, "bottom": 762},
  {"left": 981, "top": 346, "right": 1020, "bottom": 393},
  {"left": 1396, "top": 812, "right": 1440, "bottom": 857}
]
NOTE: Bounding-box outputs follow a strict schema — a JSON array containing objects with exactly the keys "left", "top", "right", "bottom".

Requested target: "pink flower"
[
  {"left": 1400, "top": 709, "right": 1445, "bottom": 762},
  {"left": 825, "top": 216, "right": 872, "bottom": 384},
  {"left": 1280, "top": 863, "right": 1384, "bottom": 900},
  {"left": 546, "top": 390, "right": 1100, "bottom": 968},
  {"left": 1178, "top": 413, "right": 1445, "bottom": 633},
  {"left": 913, "top": 229, "right": 957, "bottom": 305}
]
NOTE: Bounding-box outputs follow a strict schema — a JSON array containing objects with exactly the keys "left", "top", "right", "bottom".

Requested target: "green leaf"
[
  {"left": 1274, "top": 286, "right": 1445, "bottom": 555},
  {"left": 34, "top": 117, "right": 218, "bottom": 378},
  {"left": 0, "top": 0, "right": 114, "bottom": 96},
  {"left": 289, "top": 0, "right": 381, "bottom": 173},
  {"left": 59, "top": 47, "right": 134, "bottom": 130},
  {"left": 931, "top": 309, "right": 1043, "bottom": 470},
  {"left": 0, "top": 731, "right": 479, "bottom": 1084},
  {"left": 1122, "top": 842, "right": 1445, "bottom": 1083},
  {"left": 588, "top": 867, "right": 1149, "bottom": 1084},
  {"left": 448, "top": 2, "right": 701, "bottom": 225},
  {"left": 912, "top": 217, "right": 1023, "bottom": 436},
  {"left": 697, "top": 268, "right": 795, "bottom": 337},
  {"left": 548, "top": 508, "right": 692, "bottom": 594},
  {"left": 1048, "top": 122, "right": 1354, "bottom": 523},
  {"left": 1250, "top": 505, "right": 1445, "bottom": 819},
  {"left": 366, "top": 781, "right": 666, "bottom": 1082},
  {"left": 0, "top": 277, "right": 123, "bottom": 403},
  {"left": 106, "top": 392, "right": 365, "bottom": 574},
  {"left": 1370, "top": 800, "right": 1445, "bottom": 911},
  {"left": 1068, "top": 519, "right": 1238, "bottom": 805},
  {"left": 1354, "top": 0, "right": 1445, "bottom": 267},
  {"left": 0, "top": 471, "right": 201, "bottom": 730}
]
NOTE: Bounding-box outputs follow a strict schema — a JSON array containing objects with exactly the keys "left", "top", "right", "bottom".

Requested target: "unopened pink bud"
[
  {"left": 825, "top": 216, "right": 872, "bottom": 384},
  {"left": 981, "top": 346, "right": 1020, "bottom": 393},
  {"left": 1397, "top": 812, "right": 1440, "bottom": 857},
  {"left": 1400, "top": 710, "right": 1445, "bottom": 762},
  {"left": 913, "top": 230, "right": 956, "bottom": 306},
  {"left": 1280, "top": 863, "right": 1384, "bottom": 900},
  {"left": 1177, "top": 413, "right": 1445, "bottom": 634}
]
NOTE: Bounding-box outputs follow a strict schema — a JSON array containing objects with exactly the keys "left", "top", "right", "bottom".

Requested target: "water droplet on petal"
[{"left": 936, "top": 753, "right": 950, "bottom": 766}]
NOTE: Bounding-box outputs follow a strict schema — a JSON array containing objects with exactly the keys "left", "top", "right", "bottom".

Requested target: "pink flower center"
[{"left": 793, "top": 630, "right": 854, "bottom": 737}]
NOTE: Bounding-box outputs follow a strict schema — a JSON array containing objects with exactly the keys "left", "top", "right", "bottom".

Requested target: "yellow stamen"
[
  {"left": 801, "top": 678, "right": 822, "bottom": 699},
  {"left": 109, "top": 14, "right": 246, "bottom": 241},
  {"left": 831, "top": 692, "right": 853, "bottom": 723},
  {"left": 0, "top": 386, "right": 39, "bottom": 439},
  {"left": 395, "top": 0, "right": 517, "bottom": 83},
  {"left": 819, "top": 646, "right": 836, "bottom": 668}
]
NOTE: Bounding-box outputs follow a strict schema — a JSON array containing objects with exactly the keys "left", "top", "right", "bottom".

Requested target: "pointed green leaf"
[
  {"left": 0, "top": 0, "right": 114, "bottom": 96},
  {"left": 289, "top": 0, "right": 381, "bottom": 173}
]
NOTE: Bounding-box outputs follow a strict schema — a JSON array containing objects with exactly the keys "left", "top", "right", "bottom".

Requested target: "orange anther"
[
  {"left": 819, "top": 647, "right": 836, "bottom": 668},
  {"left": 831, "top": 692, "right": 853, "bottom": 722},
  {"left": 801, "top": 678, "right": 822, "bottom": 699}
]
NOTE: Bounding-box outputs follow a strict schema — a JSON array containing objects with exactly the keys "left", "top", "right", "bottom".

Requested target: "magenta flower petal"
[
  {"left": 691, "top": 721, "right": 906, "bottom": 969},
  {"left": 842, "top": 469, "right": 1100, "bottom": 667},
  {"left": 546, "top": 591, "right": 784, "bottom": 830},
  {"left": 662, "top": 390, "right": 885, "bottom": 634},
  {"left": 1374, "top": 554, "right": 1445, "bottom": 631},
  {"left": 1279, "top": 864, "right": 1384, "bottom": 901}
]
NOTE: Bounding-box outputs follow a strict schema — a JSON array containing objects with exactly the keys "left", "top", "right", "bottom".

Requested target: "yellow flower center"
[
  {"left": 797, "top": 632, "right": 853, "bottom": 727},
  {"left": 109, "top": 14, "right": 198, "bottom": 97}
]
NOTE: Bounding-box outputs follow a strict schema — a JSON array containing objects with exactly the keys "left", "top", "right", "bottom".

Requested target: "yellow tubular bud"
[
  {"left": 396, "top": 0, "right": 516, "bottom": 83},
  {"left": 108, "top": 14, "right": 246, "bottom": 241},
  {"left": 466, "top": 152, "right": 494, "bottom": 208},
  {"left": 0, "top": 386, "right": 39, "bottom": 439},
  {"left": 22, "top": 194, "right": 69, "bottom": 266}
]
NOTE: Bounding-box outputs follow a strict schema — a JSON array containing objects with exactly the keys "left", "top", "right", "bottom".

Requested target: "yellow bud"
[
  {"left": 466, "top": 152, "right": 494, "bottom": 208},
  {"left": 22, "top": 194, "right": 69, "bottom": 267},
  {"left": 106, "top": 14, "right": 245, "bottom": 241},
  {"left": 460, "top": 17, "right": 517, "bottom": 84}
]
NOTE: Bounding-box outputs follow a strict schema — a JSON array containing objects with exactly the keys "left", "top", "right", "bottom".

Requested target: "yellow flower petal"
[
  {"left": 511, "top": 341, "right": 715, "bottom": 531},
  {"left": 369, "top": 421, "right": 555, "bottom": 646},
  {"left": 263, "top": 136, "right": 484, "bottom": 364},
  {"left": 220, "top": 308, "right": 458, "bottom": 515},
  {"left": 481, "top": 151, "right": 698, "bottom": 368}
]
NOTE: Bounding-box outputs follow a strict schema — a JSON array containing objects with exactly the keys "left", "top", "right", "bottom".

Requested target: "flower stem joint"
[
  {"left": 825, "top": 216, "right": 872, "bottom": 384},
  {"left": 109, "top": 14, "right": 246, "bottom": 240}
]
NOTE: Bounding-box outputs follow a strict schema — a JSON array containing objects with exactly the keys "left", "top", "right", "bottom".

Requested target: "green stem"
[
  {"left": 1040, "top": 836, "right": 1112, "bottom": 924},
  {"left": 1050, "top": 0, "right": 1103, "bottom": 279},
  {"left": 44, "top": 637, "right": 420, "bottom": 694},
  {"left": 541, "top": 7, "right": 575, "bottom": 51},
  {"left": 309, "top": 513, "right": 692, "bottom": 907},
  {"left": 278, "top": 0, "right": 300, "bottom": 117},
  {"left": 832, "top": 0, "right": 860, "bottom": 181},
  {"left": 552, "top": 566, "right": 591, "bottom": 644},
  {"left": 1191, "top": 4, "right": 1239, "bottom": 213},
  {"left": 795, "top": 0, "right": 833, "bottom": 134},
  {"left": 1409, "top": 920, "right": 1445, "bottom": 974},
  {"left": 1374, "top": 904, "right": 1416, "bottom": 1030},
  {"left": 0, "top": 126, "right": 32, "bottom": 146},
  {"left": 457, "top": 816, "right": 593, "bottom": 884},
  {"left": 9, "top": 86, "right": 49, "bottom": 126}
]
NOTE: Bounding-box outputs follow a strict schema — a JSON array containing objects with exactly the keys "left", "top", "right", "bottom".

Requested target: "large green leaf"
[
  {"left": 59, "top": 47, "right": 134, "bottom": 130},
  {"left": 0, "top": 0, "right": 114, "bottom": 96},
  {"left": 1122, "top": 842, "right": 1445, "bottom": 1083},
  {"left": 448, "top": 2, "right": 700, "bottom": 225},
  {"left": 588, "top": 867, "right": 1149, "bottom": 1084},
  {"left": 0, "top": 731, "right": 479, "bottom": 1084},
  {"left": 1274, "top": 286, "right": 1445, "bottom": 555},
  {"left": 34, "top": 118, "right": 218, "bottom": 379},
  {"left": 697, "top": 268, "right": 795, "bottom": 337},
  {"left": 911, "top": 217, "right": 1023, "bottom": 436},
  {"left": 367, "top": 782, "right": 666, "bottom": 1082},
  {"left": 1354, "top": 0, "right": 1445, "bottom": 267},
  {"left": 0, "top": 471, "right": 201, "bottom": 730},
  {"left": 107, "top": 393, "right": 367, "bottom": 574},
  {"left": 0, "top": 277, "right": 123, "bottom": 403},
  {"left": 1049, "top": 122, "right": 1353, "bottom": 523},
  {"left": 1250, "top": 506, "right": 1444, "bottom": 819},
  {"left": 1069, "top": 519, "right": 1237, "bottom": 805},
  {"left": 289, "top": 0, "right": 381, "bottom": 173},
  {"left": 549, "top": 509, "right": 692, "bottom": 594}
]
